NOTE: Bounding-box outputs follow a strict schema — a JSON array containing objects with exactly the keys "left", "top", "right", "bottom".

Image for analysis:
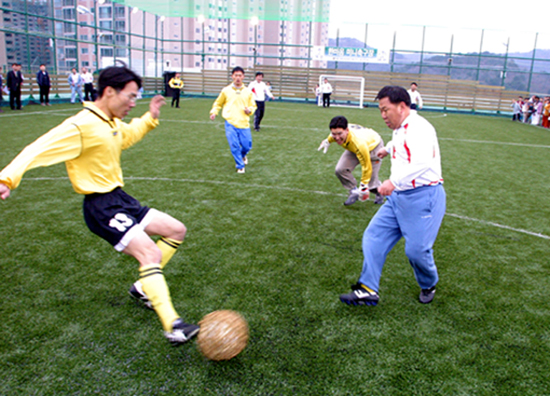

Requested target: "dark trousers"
[
  {"left": 39, "top": 85, "right": 50, "bottom": 104},
  {"left": 171, "top": 89, "right": 180, "bottom": 107},
  {"left": 322, "top": 93, "right": 331, "bottom": 107},
  {"left": 84, "top": 83, "right": 94, "bottom": 101},
  {"left": 10, "top": 88, "right": 21, "bottom": 110},
  {"left": 254, "top": 100, "right": 265, "bottom": 130}
]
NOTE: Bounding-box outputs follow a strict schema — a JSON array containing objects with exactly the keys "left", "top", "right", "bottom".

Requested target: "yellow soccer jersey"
[
  {"left": 0, "top": 102, "right": 159, "bottom": 194},
  {"left": 327, "top": 124, "right": 382, "bottom": 185},
  {"left": 169, "top": 77, "right": 184, "bottom": 90},
  {"left": 210, "top": 84, "right": 256, "bottom": 129}
]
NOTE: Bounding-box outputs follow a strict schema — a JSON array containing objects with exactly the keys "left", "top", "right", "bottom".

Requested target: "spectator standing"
[
  {"left": 168, "top": 73, "right": 184, "bottom": 108},
  {"left": 314, "top": 84, "right": 322, "bottom": 106},
  {"left": 248, "top": 72, "right": 274, "bottom": 132},
  {"left": 320, "top": 78, "right": 333, "bottom": 108},
  {"left": 82, "top": 67, "right": 94, "bottom": 101},
  {"left": 36, "top": 64, "right": 51, "bottom": 106},
  {"left": 532, "top": 96, "right": 543, "bottom": 126},
  {"left": 522, "top": 98, "right": 532, "bottom": 124},
  {"left": 542, "top": 97, "right": 550, "bottom": 129},
  {"left": 7, "top": 63, "right": 23, "bottom": 110},
  {"left": 0, "top": 73, "right": 3, "bottom": 113},
  {"left": 68, "top": 68, "right": 84, "bottom": 104},
  {"left": 407, "top": 82, "right": 423, "bottom": 110},
  {"left": 511, "top": 97, "right": 522, "bottom": 121}
]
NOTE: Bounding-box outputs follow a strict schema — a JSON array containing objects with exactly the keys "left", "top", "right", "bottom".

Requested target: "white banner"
[{"left": 312, "top": 46, "right": 390, "bottom": 64}]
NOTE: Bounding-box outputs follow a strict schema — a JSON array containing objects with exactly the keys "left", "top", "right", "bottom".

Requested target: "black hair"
[
  {"left": 97, "top": 64, "right": 142, "bottom": 98},
  {"left": 411, "top": 82, "right": 418, "bottom": 86},
  {"left": 255, "top": 72, "right": 264, "bottom": 77},
  {"left": 329, "top": 115, "right": 348, "bottom": 130},
  {"left": 375, "top": 86, "right": 411, "bottom": 107},
  {"left": 232, "top": 66, "right": 245, "bottom": 75}
]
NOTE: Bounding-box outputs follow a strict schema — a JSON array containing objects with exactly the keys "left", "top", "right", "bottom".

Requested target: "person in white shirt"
[
  {"left": 407, "top": 82, "right": 423, "bottom": 110},
  {"left": 81, "top": 67, "right": 94, "bottom": 101},
  {"left": 248, "top": 72, "right": 274, "bottom": 131},
  {"left": 68, "top": 68, "right": 84, "bottom": 104},
  {"left": 314, "top": 84, "right": 322, "bottom": 106},
  {"left": 340, "top": 85, "right": 446, "bottom": 307},
  {"left": 320, "top": 78, "right": 333, "bottom": 108}
]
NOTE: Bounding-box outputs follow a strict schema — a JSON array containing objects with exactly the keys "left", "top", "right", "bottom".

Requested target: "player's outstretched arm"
[
  {"left": 317, "top": 139, "right": 330, "bottom": 154},
  {"left": 0, "top": 183, "right": 11, "bottom": 200},
  {"left": 377, "top": 148, "right": 389, "bottom": 159},
  {"left": 149, "top": 95, "right": 166, "bottom": 119}
]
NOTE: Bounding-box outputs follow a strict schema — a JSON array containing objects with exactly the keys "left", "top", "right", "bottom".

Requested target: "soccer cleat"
[
  {"left": 340, "top": 283, "right": 379, "bottom": 306},
  {"left": 237, "top": 168, "right": 245, "bottom": 174},
  {"left": 243, "top": 156, "right": 248, "bottom": 165},
  {"left": 128, "top": 280, "right": 153, "bottom": 310},
  {"left": 164, "top": 318, "right": 200, "bottom": 346},
  {"left": 344, "top": 190, "right": 359, "bottom": 206},
  {"left": 374, "top": 194, "right": 385, "bottom": 205},
  {"left": 419, "top": 286, "right": 436, "bottom": 304}
]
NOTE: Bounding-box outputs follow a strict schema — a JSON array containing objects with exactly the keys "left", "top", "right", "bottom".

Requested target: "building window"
[
  {"left": 62, "top": 8, "right": 75, "bottom": 20},
  {"left": 62, "top": 0, "right": 75, "bottom": 6},
  {"left": 81, "top": 48, "right": 89, "bottom": 54},
  {"left": 98, "top": 7, "right": 112, "bottom": 19},
  {"left": 99, "top": 20, "right": 112, "bottom": 30},
  {"left": 100, "top": 48, "right": 113, "bottom": 57},
  {"left": 82, "top": 61, "right": 89, "bottom": 67},
  {"left": 114, "top": 6, "right": 125, "bottom": 18},
  {"left": 115, "top": 21, "right": 125, "bottom": 31},
  {"left": 65, "top": 47, "right": 77, "bottom": 59},
  {"left": 63, "top": 22, "right": 75, "bottom": 33}
]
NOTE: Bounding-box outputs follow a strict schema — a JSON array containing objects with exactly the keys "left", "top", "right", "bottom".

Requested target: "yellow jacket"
[
  {"left": 0, "top": 102, "right": 159, "bottom": 194},
  {"left": 210, "top": 84, "right": 256, "bottom": 129},
  {"left": 327, "top": 124, "right": 381, "bottom": 185},
  {"left": 169, "top": 77, "right": 184, "bottom": 90}
]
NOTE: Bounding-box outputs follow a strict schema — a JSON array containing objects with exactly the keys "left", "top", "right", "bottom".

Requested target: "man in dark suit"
[
  {"left": 36, "top": 64, "right": 51, "bottom": 106},
  {"left": 7, "top": 63, "right": 23, "bottom": 110},
  {"left": 0, "top": 73, "right": 4, "bottom": 113}
]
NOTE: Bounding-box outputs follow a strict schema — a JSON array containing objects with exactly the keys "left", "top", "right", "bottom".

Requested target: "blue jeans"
[
  {"left": 359, "top": 184, "right": 446, "bottom": 292},
  {"left": 225, "top": 121, "right": 252, "bottom": 169},
  {"left": 71, "top": 85, "right": 83, "bottom": 103}
]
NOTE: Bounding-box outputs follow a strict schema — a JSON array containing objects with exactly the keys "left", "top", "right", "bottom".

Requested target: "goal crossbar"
[{"left": 319, "top": 75, "right": 365, "bottom": 109}]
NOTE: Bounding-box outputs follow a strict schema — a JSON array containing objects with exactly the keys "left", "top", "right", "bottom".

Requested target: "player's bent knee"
[{"left": 173, "top": 221, "right": 187, "bottom": 241}]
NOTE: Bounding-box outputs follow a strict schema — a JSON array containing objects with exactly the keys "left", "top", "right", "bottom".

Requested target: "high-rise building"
[
  {"left": 0, "top": 0, "right": 53, "bottom": 72},
  {"left": 2, "top": 0, "right": 329, "bottom": 75}
]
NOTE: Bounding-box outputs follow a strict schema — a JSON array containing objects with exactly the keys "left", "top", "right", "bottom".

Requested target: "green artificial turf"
[{"left": 0, "top": 99, "right": 549, "bottom": 395}]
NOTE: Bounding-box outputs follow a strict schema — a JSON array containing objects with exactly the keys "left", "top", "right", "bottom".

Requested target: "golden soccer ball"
[{"left": 197, "top": 310, "right": 249, "bottom": 361}]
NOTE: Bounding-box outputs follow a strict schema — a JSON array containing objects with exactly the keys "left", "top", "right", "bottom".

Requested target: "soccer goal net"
[{"left": 319, "top": 75, "right": 365, "bottom": 108}]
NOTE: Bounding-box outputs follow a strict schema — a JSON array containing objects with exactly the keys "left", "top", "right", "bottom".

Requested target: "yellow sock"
[
  {"left": 139, "top": 264, "right": 179, "bottom": 331},
  {"left": 157, "top": 237, "right": 182, "bottom": 269}
]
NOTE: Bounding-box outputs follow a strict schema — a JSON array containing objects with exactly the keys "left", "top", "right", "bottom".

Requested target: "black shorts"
[{"left": 83, "top": 188, "right": 157, "bottom": 251}]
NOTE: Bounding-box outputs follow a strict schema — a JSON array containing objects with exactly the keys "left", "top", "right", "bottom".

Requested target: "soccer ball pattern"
[{"left": 197, "top": 310, "right": 249, "bottom": 361}]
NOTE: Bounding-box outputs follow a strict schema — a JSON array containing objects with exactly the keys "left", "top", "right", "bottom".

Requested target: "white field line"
[
  {"left": 5, "top": 107, "right": 550, "bottom": 149},
  {"left": 21, "top": 176, "right": 550, "bottom": 240}
]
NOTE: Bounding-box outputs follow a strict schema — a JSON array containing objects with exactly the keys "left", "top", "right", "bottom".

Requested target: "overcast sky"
[{"left": 328, "top": 0, "right": 550, "bottom": 53}]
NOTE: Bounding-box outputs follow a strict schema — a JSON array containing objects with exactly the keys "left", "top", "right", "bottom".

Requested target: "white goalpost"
[{"left": 319, "top": 75, "right": 365, "bottom": 109}]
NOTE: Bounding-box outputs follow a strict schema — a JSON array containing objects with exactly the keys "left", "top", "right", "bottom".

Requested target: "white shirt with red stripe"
[
  {"left": 248, "top": 80, "right": 274, "bottom": 102},
  {"left": 385, "top": 112, "right": 443, "bottom": 191}
]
